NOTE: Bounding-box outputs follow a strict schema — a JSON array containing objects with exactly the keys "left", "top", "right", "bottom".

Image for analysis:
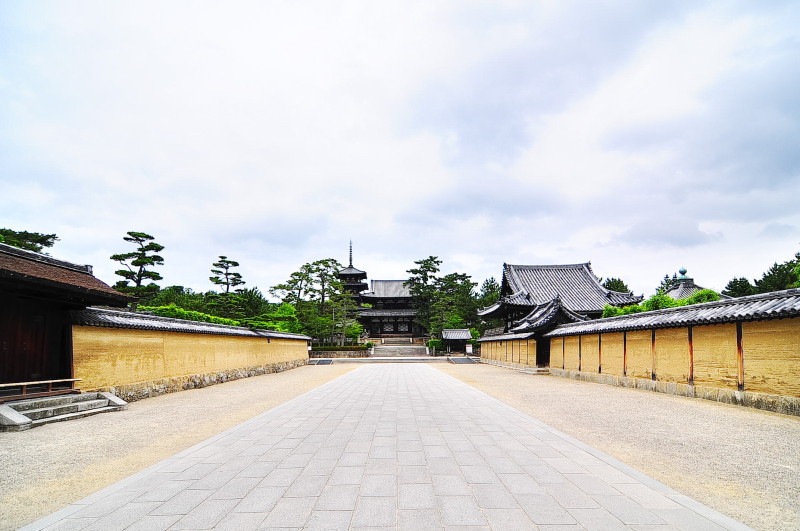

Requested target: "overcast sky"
[{"left": 2, "top": 0, "right": 799, "bottom": 299}]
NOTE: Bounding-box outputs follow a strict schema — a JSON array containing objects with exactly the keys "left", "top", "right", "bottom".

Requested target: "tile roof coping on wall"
[
  {"left": 0, "top": 243, "right": 133, "bottom": 306},
  {"left": 73, "top": 307, "right": 312, "bottom": 340},
  {"left": 361, "top": 280, "right": 412, "bottom": 298},
  {"left": 543, "top": 288, "right": 800, "bottom": 337},
  {"left": 478, "top": 331, "right": 536, "bottom": 343},
  {"left": 442, "top": 329, "right": 472, "bottom": 340}
]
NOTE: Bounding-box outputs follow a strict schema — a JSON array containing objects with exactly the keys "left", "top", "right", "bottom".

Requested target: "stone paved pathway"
[{"left": 25, "top": 365, "right": 751, "bottom": 530}]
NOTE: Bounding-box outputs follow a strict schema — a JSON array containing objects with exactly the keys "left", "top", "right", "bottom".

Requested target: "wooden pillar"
[
  {"left": 688, "top": 326, "right": 694, "bottom": 384},
  {"left": 651, "top": 329, "right": 657, "bottom": 380},
  {"left": 562, "top": 337, "right": 565, "bottom": 370},
  {"left": 578, "top": 335, "right": 582, "bottom": 372},
  {"left": 623, "top": 331, "right": 627, "bottom": 377},
  {"left": 598, "top": 333, "right": 603, "bottom": 374},
  {"left": 736, "top": 322, "right": 745, "bottom": 391}
]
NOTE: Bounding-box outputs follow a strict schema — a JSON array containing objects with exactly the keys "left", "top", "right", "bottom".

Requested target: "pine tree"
[{"left": 110, "top": 231, "right": 164, "bottom": 299}]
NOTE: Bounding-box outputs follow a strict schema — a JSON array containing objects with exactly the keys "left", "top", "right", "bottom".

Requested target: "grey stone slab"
[
  {"left": 543, "top": 482, "right": 600, "bottom": 509},
  {"left": 209, "top": 511, "right": 268, "bottom": 530},
  {"left": 301, "top": 459, "right": 338, "bottom": 476},
  {"left": 284, "top": 474, "right": 328, "bottom": 497},
  {"left": 398, "top": 508, "right": 441, "bottom": 530},
  {"left": 471, "top": 483, "right": 519, "bottom": 509},
  {"left": 652, "top": 507, "right": 729, "bottom": 531},
  {"left": 568, "top": 507, "right": 629, "bottom": 530},
  {"left": 82, "top": 502, "right": 161, "bottom": 531},
  {"left": 483, "top": 508, "right": 537, "bottom": 530},
  {"left": 351, "top": 496, "right": 397, "bottom": 527},
  {"left": 41, "top": 517, "right": 99, "bottom": 531},
  {"left": 258, "top": 467, "right": 302, "bottom": 487},
  {"left": 150, "top": 488, "right": 213, "bottom": 516},
  {"left": 260, "top": 496, "right": 316, "bottom": 528},
  {"left": 398, "top": 483, "right": 436, "bottom": 509},
  {"left": 460, "top": 464, "right": 500, "bottom": 484},
  {"left": 515, "top": 494, "right": 578, "bottom": 525},
  {"left": 428, "top": 456, "right": 462, "bottom": 475},
  {"left": 232, "top": 486, "right": 287, "bottom": 513},
  {"left": 134, "top": 480, "right": 195, "bottom": 503},
  {"left": 566, "top": 473, "right": 622, "bottom": 496},
  {"left": 360, "top": 474, "right": 397, "bottom": 497},
  {"left": 305, "top": 510, "right": 354, "bottom": 530},
  {"left": 315, "top": 484, "right": 359, "bottom": 510},
  {"left": 398, "top": 465, "right": 431, "bottom": 484},
  {"left": 438, "top": 495, "right": 488, "bottom": 526},
  {"left": 120, "top": 514, "right": 183, "bottom": 531},
  {"left": 277, "top": 452, "right": 314, "bottom": 469},
  {"left": 328, "top": 466, "right": 365, "bottom": 485},
  {"left": 498, "top": 473, "right": 547, "bottom": 495},
  {"left": 339, "top": 451, "right": 369, "bottom": 467},
  {"left": 170, "top": 498, "right": 238, "bottom": 529},
  {"left": 613, "top": 483, "right": 683, "bottom": 509},
  {"left": 210, "top": 476, "right": 262, "bottom": 500},
  {"left": 432, "top": 474, "right": 471, "bottom": 496},
  {"left": 592, "top": 494, "right": 667, "bottom": 525}
]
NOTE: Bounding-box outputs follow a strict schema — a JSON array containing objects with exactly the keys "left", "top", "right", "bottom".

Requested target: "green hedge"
[{"left": 138, "top": 305, "right": 242, "bottom": 327}]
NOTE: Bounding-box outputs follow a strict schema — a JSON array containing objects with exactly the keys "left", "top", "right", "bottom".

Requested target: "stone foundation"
[
  {"left": 99, "top": 358, "right": 307, "bottom": 402},
  {"left": 309, "top": 350, "right": 369, "bottom": 358},
  {"left": 548, "top": 368, "right": 800, "bottom": 417}
]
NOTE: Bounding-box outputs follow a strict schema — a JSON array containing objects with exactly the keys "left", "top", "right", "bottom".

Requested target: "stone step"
[
  {"left": 0, "top": 392, "right": 128, "bottom": 431},
  {"left": 30, "top": 406, "right": 123, "bottom": 428},
  {"left": 7, "top": 392, "right": 103, "bottom": 412},
  {"left": 22, "top": 398, "right": 110, "bottom": 421}
]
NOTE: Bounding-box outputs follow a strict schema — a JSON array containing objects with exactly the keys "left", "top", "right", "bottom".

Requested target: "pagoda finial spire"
[{"left": 349, "top": 240, "right": 353, "bottom": 267}]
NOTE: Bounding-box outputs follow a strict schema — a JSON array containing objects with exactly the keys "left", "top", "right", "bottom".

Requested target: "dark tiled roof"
[
  {"left": 442, "top": 329, "right": 472, "bottom": 340},
  {"left": 362, "top": 280, "right": 411, "bottom": 298},
  {"left": 359, "top": 308, "right": 417, "bottom": 317},
  {"left": 544, "top": 288, "right": 800, "bottom": 337},
  {"left": 339, "top": 265, "right": 366, "bottom": 277},
  {"left": 501, "top": 263, "right": 642, "bottom": 314},
  {"left": 509, "top": 297, "right": 588, "bottom": 333},
  {"left": 0, "top": 243, "right": 132, "bottom": 306},
  {"left": 73, "top": 307, "right": 311, "bottom": 340},
  {"left": 478, "top": 331, "right": 536, "bottom": 343}
]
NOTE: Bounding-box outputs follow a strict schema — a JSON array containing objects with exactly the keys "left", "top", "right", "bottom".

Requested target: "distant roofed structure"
[
  {"left": 479, "top": 262, "right": 643, "bottom": 327},
  {"left": 664, "top": 268, "right": 730, "bottom": 300},
  {"left": 338, "top": 241, "right": 367, "bottom": 296}
]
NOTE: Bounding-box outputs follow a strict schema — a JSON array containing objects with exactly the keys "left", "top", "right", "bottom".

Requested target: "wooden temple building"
[
  {"left": 478, "top": 262, "right": 642, "bottom": 365},
  {"left": 0, "top": 243, "right": 133, "bottom": 402},
  {"left": 337, "top": 247, "right": 425, "bottom": 338}
]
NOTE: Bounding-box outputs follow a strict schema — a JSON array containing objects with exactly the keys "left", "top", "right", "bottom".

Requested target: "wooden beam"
[{"left": 736, "top": 321, "right": 745, "bottom": 391}]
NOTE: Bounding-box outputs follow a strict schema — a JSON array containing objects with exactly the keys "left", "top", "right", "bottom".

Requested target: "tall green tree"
[
  {"left": 602, "top": 277, "right": 630, "bottom": 293},
  {"left": 0, "top": 228, "right": 59, "bottom": 253},
  {"left": 210, "top": 256, "right": 245, "bottom": 293},
  {"left": 405, "top": 256, "right": 443, "bottom": 334},
  {"left": 271, "top": 258, "right": 359, "bottom": 343},
  {"left": 755, "top": 261, "right": 798, "bottom": 293},
  {"left": 722, "top": 277, "right": 756, "bottom": 297},
  {"left": 110, "top": 231, "right": 164, "bottom": 299},
  {"left": 655, "top": 273, "right": 678, "bottom": 295}
]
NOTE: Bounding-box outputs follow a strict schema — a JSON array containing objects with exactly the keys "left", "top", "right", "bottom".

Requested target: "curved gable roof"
[{"left": 502, "top": 263, "right": 641, "bottom": 313}]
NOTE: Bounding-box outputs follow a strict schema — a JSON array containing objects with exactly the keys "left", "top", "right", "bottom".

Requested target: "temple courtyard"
[{"left": 2, "top": 363, "right": 798, "bottom": 530}]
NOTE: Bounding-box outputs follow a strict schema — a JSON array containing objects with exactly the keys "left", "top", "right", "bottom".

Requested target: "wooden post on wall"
[
  {"left": 623, "top": 331, "right": 627, "bottom": 377},
  {"left": 578, "top": 335, "right": 582, "bottom": 372},
  {"left": 598, "top": 333, "right": 602, "bottom": 374},
  {"left": 650, "top": 329, "right": 657, "bottom": 380},
  {"left": 688, "top": 326, "right": 694, "bottom": 385},
  {"left": 562, "top": 337, "right": 565, "bottom": 370},
  {"left": 736, "top": 322, "right": 745, "bottom": 391}
]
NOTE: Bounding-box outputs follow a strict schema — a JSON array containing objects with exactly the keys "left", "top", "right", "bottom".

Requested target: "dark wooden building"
[
  {"left": 0, "top": 243, "right": 132, "bottom": 402},
  {"left": 478, "top": 263, "right": 642, "bottom": 366},
  {"left": 358, "top": 280, "right": 425, "bottom": 337}
]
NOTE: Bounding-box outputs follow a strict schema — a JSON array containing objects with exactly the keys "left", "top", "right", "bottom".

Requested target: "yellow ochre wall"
[
  {"left": 546, "top": 317, "right": 800, "bottom": 399},
  {"left": 600, "top": 333, "right": 624, "bottom": 376},
  {"left": 481, "top": 339, "right": 536, "bottom": 367},
  {"left": 693, "top": 324, "right": 739, "bottom": 390},
  {"left": 655, "top": 328, "right": 690, "bottom": 383},
  {"left": 742, "top": 320, "right": 800, "bottom": 397},
  {"left": 72, "top": 326, "right": 308, "bottom": 392},
  {"left": 625, "top": 330, "right": 652, "bottom": 379}
]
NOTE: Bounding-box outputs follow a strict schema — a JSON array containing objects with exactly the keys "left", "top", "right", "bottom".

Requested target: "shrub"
[
  {"left": 138, "top": 305, "right": 241, "bottom": 326},
  {"left": 427, "top": 339, "right": 444, "bottom": 349}
]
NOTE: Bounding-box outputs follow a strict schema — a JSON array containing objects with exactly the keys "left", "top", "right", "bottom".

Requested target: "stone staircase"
[
  {"left": 0, "top": 392, "right": 128, "bottom": 432},
  {"left": 372, "top": 344, "right": 430, "bottom": 357}
]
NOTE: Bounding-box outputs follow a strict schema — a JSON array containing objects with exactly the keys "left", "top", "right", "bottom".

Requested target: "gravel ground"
[
  {"left": 2, "top": 362, "right": 797, "bottom": 531},
  {"left": 0, "top": 365, "right": 355, "bottom": 531},
  {"left": 435, "top": 363, "right": 800, "bottom": 531}
]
